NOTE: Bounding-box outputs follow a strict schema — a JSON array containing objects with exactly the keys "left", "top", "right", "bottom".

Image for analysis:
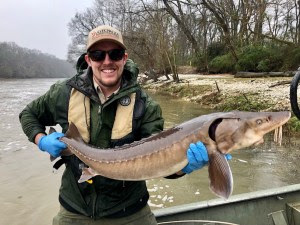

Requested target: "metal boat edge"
[{"left": 154, "top": 184, "right": 300, "bottom": 225}]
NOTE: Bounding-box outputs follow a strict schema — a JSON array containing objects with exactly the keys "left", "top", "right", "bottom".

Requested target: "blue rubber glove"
[
  {"left": 38, "top": 132, "right": 67, "bottom": 157},
  {"left": 182, "top": 141, "right": 232, "bottom": 174}
]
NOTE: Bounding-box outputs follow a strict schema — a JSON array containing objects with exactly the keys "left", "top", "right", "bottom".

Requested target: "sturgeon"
[{"left": 58, "top": 111, "right": 290, "bottom": 199}]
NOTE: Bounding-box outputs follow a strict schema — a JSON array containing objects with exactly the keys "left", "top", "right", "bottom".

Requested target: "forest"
[
  {"left": 0, "top": 42, "right": 75, "bottom": 78},
  {"left": 67, "top": 0, "right": 300, "bottom": 81}
]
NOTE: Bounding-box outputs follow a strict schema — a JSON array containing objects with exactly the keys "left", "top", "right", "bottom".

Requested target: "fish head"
[{"left": 213, "top": 111, "right": 291, "bottom": 154}]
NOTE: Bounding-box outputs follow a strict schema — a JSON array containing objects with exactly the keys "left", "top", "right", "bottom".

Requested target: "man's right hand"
[{"left": 37, "top": 132, "right": 67, "bottom": 157}]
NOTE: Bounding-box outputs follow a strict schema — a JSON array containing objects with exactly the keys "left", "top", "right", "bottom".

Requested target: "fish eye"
[{"left": 256, "top": 119, "right": 263, "bottom": 125}]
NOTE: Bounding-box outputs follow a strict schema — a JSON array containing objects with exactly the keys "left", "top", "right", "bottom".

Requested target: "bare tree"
[{"left": 200, "top": 0, "right": 238, "bottom": 61}]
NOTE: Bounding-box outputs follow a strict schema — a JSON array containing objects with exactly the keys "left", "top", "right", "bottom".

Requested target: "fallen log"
[{"left": 234, "top": 71, "right": 296, "bottom": 78}]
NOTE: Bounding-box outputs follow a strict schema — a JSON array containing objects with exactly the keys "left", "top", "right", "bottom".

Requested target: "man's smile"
[{"left": 101, "top": 69, "right": 116, "bottom": 74}]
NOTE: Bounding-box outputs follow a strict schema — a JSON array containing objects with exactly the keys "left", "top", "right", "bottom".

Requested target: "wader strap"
[
  {"left": 68, "top": 88, "right": 90, "bottom": 143},
  {"left": 53, "top": 157, "right": 67, "bottom": 170},
  {"left": 111, "top": 93, "right": 136, "bottom": 140}
]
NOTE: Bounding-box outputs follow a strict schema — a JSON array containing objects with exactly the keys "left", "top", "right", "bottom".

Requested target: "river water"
[{"left": 1, "top": 78, "right": 300, "bottom": 225}]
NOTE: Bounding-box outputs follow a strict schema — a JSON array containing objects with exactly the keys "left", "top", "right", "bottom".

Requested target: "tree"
[{"left": 0, "top": 42, "right": 75, "bottom": 78}]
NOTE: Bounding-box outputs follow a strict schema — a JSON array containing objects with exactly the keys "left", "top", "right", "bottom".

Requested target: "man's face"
[{"left": 85, "top": 41, "right": 128, "bottom": 91}]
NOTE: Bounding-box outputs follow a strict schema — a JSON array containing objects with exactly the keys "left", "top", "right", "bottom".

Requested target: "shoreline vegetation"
[
  {"left": 141, "top": 72, "right": 300, "bottom": 134},
  {"left": 0, "top": 42, "right": 75, "bottom": 79}
]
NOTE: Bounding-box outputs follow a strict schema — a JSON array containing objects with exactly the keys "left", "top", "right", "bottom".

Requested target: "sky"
[{"left": 0, "top": 0, "right": 94, "bottom": 60}]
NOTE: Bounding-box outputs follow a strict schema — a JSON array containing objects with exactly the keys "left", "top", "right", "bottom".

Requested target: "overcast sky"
[{"left": 0, "top": 0, "right": 93, "bottom": 60}]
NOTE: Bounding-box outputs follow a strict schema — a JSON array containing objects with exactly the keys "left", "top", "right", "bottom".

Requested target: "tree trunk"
[
  {"left": 201, "top": 0, "right": 239, "bottom": 62},
  {"left": 162, "top": 0, "right": 200, "bottom": 54},
  {"left": 253, "top": 0, "right": 267, "bottom": 43}
]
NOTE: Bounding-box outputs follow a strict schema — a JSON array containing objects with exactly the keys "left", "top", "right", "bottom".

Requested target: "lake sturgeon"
[{"left": 57, "top": 111, "right": 291, "bottom": 199}]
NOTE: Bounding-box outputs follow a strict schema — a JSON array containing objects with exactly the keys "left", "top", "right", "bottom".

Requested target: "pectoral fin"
[
  {"left": 78, "top": 167, "right": 99, "bottom": 183},
  {"left": 208, "top": 151, "right": 233, "bottom": 199}
]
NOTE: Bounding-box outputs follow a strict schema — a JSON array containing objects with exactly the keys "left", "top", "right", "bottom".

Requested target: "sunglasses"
[{"left": 87, "top": 49, "right": 125, "bottom": 62}]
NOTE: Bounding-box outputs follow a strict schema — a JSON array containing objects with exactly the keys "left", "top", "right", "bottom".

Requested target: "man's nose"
[{"left": 102, "top": 53, "right": 113, "bottom": 64}]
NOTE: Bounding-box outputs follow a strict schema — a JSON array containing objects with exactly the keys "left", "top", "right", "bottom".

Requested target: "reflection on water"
[{"left": 0, "top": 79, "right": 299, "bottom": 225}]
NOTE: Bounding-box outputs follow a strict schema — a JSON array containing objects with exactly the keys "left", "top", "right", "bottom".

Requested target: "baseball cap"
[{"left": 86, "top": 25, "right": 126, "bottom": 51}]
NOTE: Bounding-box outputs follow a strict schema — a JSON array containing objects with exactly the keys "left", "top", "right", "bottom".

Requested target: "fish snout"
[{"left": 270, "top": 111, "right": 291, "bottom": 126}]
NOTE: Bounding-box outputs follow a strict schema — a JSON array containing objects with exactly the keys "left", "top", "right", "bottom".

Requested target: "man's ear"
[
  {"left": 123, "top": 53, "right": 128, "bottom": 65},
  {"left": 85, "top": 54, "right": 92, "bottom": 66}
]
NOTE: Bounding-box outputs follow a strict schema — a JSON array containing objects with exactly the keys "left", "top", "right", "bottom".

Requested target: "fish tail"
[
  {"left": 47, "top": 126, "right": 75, "bottom": 161},
  {"left": 208, "top": 151, "right": 233, "bottom": 199},
  {"left": 54, "top": 122, "right": 84, "bottom": 157},
  {"left": 66, "top": 122, "right": 85, "bottom": 143},
  {"left": 50, "top": 123, "right": 83, "bottom": 160},
  {"left": 49, "top": 127, "right": 56, "bottom": 134}
]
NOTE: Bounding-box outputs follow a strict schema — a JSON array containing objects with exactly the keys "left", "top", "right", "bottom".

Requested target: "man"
[{"left": 19, "top": 25, "right": 212, "bottom": 225}]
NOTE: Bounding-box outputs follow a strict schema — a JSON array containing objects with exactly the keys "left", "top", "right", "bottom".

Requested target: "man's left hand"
[{"left": 182, "top": 141, "right": 232, "bottom": 174}]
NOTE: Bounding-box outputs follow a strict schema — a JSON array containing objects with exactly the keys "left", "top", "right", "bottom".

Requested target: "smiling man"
[
  {"left": 19, "top": 25, "right": 164, "bottom": 225},
  {"left": 19, "top": 25, "right": 212, "bottom": 225}
]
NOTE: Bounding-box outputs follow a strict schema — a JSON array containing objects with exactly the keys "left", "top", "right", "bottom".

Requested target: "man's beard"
[{"left": 98, "top": 75, "right": 122, "bottom": 88}]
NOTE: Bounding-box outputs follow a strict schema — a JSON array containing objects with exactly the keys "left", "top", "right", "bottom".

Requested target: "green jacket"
[{"left": 19, "top": 59, "right": 164, "bottom": 219}]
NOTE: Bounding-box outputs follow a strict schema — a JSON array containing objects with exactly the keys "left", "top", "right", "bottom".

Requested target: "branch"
[
  {"left": 249, "top": 28, "right": 295, "bottom": 46},
  {"left": 269, "top": 81, "right": 291, "bottom": 88}
]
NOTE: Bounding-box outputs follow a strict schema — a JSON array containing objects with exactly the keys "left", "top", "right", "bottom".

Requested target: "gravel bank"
[{"left": 142, "top": 74, "right": 293, "bottom": 111}]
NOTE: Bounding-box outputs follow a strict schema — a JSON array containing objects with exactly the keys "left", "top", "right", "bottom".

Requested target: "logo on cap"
[{"left": 91, "top": 28, "right": 120, "bottom": 40}]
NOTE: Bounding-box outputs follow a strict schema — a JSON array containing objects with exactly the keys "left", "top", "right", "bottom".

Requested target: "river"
[{"left": 0, "top": 78, "right": 300, "bottom": 225}]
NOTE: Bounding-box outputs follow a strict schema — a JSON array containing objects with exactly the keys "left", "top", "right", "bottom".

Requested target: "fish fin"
[
  {"left": 66, "top": 122, "right": 85, "bottom": 143},
  {"left": 78, "top": 167, "right": 98, "bottom": 183},
  {"left": 208, "top": 151, "right": 233, "bottom": 199},
  {"left": 49, "top": 127, "right": 56, "bottom": 134}
]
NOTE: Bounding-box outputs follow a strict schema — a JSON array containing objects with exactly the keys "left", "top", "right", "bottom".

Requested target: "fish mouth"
[{"left": 254, "top": 138, "right": 264, "bottom": 146}]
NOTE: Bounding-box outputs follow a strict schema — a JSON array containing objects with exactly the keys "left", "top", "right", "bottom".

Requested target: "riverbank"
[{"left": 142, "top": 74, "right": 291, "bottom": 111}]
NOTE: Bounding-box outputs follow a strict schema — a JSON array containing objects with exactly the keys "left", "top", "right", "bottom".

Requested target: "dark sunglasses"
[{"left": 87, "top": 49, "right": 125, "bottom": 62}]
